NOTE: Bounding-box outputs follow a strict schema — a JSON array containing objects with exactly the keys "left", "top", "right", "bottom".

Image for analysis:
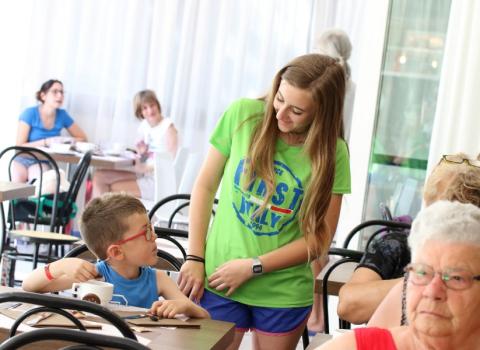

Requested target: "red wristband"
[{"left": 44, "top": 264, "right": 54, "bottom": 281}]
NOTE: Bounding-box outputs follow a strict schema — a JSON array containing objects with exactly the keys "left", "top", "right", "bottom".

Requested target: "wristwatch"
[{"left": 252, "top": 257, "right": 263, "bottom": 276}]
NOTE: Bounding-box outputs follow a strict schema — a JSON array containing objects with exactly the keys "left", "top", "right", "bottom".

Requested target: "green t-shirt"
[{"left": 206, "top": 98, "right": 351, "bottom": 307}]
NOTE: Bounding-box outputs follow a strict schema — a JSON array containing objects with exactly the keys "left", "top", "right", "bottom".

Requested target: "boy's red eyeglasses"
[{"left": 111, "top": 224, "right": 155, "bottom": 245}]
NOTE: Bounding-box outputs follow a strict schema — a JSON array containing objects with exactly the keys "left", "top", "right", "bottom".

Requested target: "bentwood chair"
[
  {"left": 148, "top": 194, "right": 219, "bottom": 262},
  {"left": 0, "top": 291, "right": 137, "bottom": 340},
  {"left": 342, "top": 219, "right": 411, "bottom": 251},
  {"left": 9, "top": 149, "right": 93, "bottom": 233},
  {"left": 0, "top": 147, "right": 81, "bottom": 286},
  {"left": 0, "top": 328, "right": 149, "bottom": 350},
  {"left": 321, "top": 248, "right": 363, "bottom": 334},
  {"left": 320, "top": 219, "right": 411, "bottom": 335}
]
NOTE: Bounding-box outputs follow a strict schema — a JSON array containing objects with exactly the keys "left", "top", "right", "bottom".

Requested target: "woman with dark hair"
[
  {"left": 178, "top": 54, "right": 351, "bottom": 349},
  {"left": 13, "top": 79, "right": 87, "bottom": 182}
]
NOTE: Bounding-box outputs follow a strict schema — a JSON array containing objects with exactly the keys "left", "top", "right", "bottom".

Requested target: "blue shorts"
[
  {"left": 200, "top": 289, "right": 311, "bottom": 334},
  {"left": 14, "top": 156, "right": 50, "bottom": 168}
]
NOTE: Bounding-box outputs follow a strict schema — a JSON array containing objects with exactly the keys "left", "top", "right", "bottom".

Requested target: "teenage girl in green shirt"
[{"left": 178, "top": 54, "right": 351, "bottom": 350}]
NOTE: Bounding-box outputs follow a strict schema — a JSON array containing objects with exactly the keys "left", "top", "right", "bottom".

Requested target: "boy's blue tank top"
[{"left": 95, "top": 261, "right": 158, "bottom": 308}]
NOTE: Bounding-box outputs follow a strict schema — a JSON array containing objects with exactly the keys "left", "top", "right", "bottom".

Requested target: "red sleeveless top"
[{"left": 354, "top": 327, "right": 397, "bottom": 350}]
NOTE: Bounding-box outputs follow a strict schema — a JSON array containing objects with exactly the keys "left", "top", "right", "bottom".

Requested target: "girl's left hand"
[{"left": 207, "top": 258, "right": 254, "bottom": 296}]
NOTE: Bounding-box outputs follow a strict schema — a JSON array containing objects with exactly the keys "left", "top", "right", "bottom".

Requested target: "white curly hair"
[{"left": 408, "top": 200, "right": 480, "bottom": 260}]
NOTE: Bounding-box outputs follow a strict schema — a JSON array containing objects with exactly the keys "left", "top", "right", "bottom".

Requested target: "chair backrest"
[
  {"left": 0, "top": 291, "right": 136, "bottom": 340},
  {"left": 148, "top": 193, "right": 219, "bottom": 229},
  {"left": 148, "top": 194, "right": 219, "bottom": 263},
  {"left": 321, "top": 248, "right": 363, "bottom": 334},
  {"left": 154, "top": 226, "right": 188, "bottom": 261},
  {"left": 63, "top": 243, "right": 97, "bottom": 261},
  {"left": 0, "top": 146, "right": 60, "bottom": 232},
  {"left": 342, "top": 219, "right": 411, "bottom": 251},
  {"left": 156, "top": 248, "right": 183, "bottom": 271},
  {"left": 54, "top": 151, "right": 93, "bottom": 228},
  {"left": 0, "top": 327, "right": 149, "bottom": 350},
  {"left": 379, "top": 202, "right": 393, "bottom": 221},
  {"left": 148, "top": 193, "right": 190, "bottom": 228}
]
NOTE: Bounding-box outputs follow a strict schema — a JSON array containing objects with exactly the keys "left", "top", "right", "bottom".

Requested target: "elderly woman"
[
  {"left": 318, "top": 200, "right": 480, "bottom": 350},
  {"left": 364, "top": 153, "right": 480, "bottom": 327},
  {"left": 339, "top": 153, "right": 480, "bottom": 325}
]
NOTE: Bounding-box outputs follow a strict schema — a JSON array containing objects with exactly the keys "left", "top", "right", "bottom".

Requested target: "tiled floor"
[{"left": 239, "top": 331, "right": 305, "bottom": 350}]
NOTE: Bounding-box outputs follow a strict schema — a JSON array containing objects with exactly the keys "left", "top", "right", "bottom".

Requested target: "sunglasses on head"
[{"left": 441, "top": 155, "right": 480, "bottom": 168}]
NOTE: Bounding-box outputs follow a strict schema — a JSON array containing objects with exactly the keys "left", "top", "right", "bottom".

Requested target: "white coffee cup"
[{"left": 72, "top": 280, "right": 114, "bottom": 305}]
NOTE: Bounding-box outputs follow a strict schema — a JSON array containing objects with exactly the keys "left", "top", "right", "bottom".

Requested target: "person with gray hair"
[
  {"left": 365, "top": 153, "right": 480, "bottom": 327},
  {"left": 338, "top": 153, "right": 480, "bottom": 326},
  {"left": 314, "top": 28, "right": 355, "bottom": 142},
  {"left": 315, "top": 29, "right": 352, "bottom": 79},
  {"left": 317, "top": 200, "right": 480, "bottom": 350},
  {"left": 408, "top": 200, "right": 480, "bottom": 257}
]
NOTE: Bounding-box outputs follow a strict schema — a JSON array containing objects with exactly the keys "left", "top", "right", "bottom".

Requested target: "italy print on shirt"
[{"left": 232, "top": 158, "right": 304, "bottom": 236}]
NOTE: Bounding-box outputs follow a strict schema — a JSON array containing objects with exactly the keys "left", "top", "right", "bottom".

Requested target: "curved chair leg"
[
  {"left": 32, "top": 243, "right": 40, "bottom": 269},
  {"left": 301, "top": 326, "right": 310, "bottom": 349}
]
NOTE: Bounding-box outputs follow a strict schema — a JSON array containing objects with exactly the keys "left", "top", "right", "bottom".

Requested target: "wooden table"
[
  {"left": 0, "top": 287, "right": 235, "bottom": 350},
  {"left": 0, "top": 181, "right": 37, "bottom": 254},
  {"left": 42, "top": 149, "right": 135, "bottom": 170},
  {"left": 0, "top": 181, "right": 35, "bottom": 202},
  {"left": 315, "top": 259, "right": 358, "bottom": 295},
  {"left": 138, "top": 318, "right": 235, "bottom": 350},
  {"left": 0, "top": 320, "right": 234, "bottom": 350}
]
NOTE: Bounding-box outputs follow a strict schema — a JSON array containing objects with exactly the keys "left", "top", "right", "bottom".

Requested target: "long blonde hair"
[{"left": 246, "top": 54, "right": 346, "bottom": 258}]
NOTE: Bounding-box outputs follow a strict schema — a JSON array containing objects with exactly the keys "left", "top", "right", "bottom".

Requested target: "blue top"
[
  {"left": 19, "top": 106, "right": 74, "bottom": 142},
  {"left": 95, "top": 261, "right": 159, "bottom": 308}
]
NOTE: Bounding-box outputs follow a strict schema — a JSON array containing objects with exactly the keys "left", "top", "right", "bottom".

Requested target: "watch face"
[{"left": 253, "top": 264, "right": 262, "bottom": 274}]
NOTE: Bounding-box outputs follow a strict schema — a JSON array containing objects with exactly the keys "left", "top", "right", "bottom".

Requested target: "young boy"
[{"left": 22, "top": 193, "right": 209, "bottom": 319}]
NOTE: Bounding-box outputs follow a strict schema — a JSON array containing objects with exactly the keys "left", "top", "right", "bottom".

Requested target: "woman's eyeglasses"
[
  {"left": 405, "top": 263, "right": 480, "bottom": 291},
  {"left": 111, "top": 224, "right": 155, "bottom": 246},
  {"left": 441, "top": 154, "right": 480, "bottom": 168}
]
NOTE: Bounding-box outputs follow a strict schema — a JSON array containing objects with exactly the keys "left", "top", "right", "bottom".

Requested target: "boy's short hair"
[{"left": 80, "top": 193, "right": 147, "bottom": 260}]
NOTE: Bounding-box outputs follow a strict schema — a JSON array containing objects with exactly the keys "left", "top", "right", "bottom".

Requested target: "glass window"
[{"left": 363, "top": 0, "right": 451, "bottom": 223}]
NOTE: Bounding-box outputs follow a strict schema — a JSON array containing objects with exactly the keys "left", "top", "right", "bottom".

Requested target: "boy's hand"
[
  {"left": 55, "top": 258, "right": 98, "bottom": 282},
  {"left": 178, "top": 261, "right": 205, "bottom": 302},
  {"left": 149, "top": 299, "right": 189, "bottom": 319}
]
